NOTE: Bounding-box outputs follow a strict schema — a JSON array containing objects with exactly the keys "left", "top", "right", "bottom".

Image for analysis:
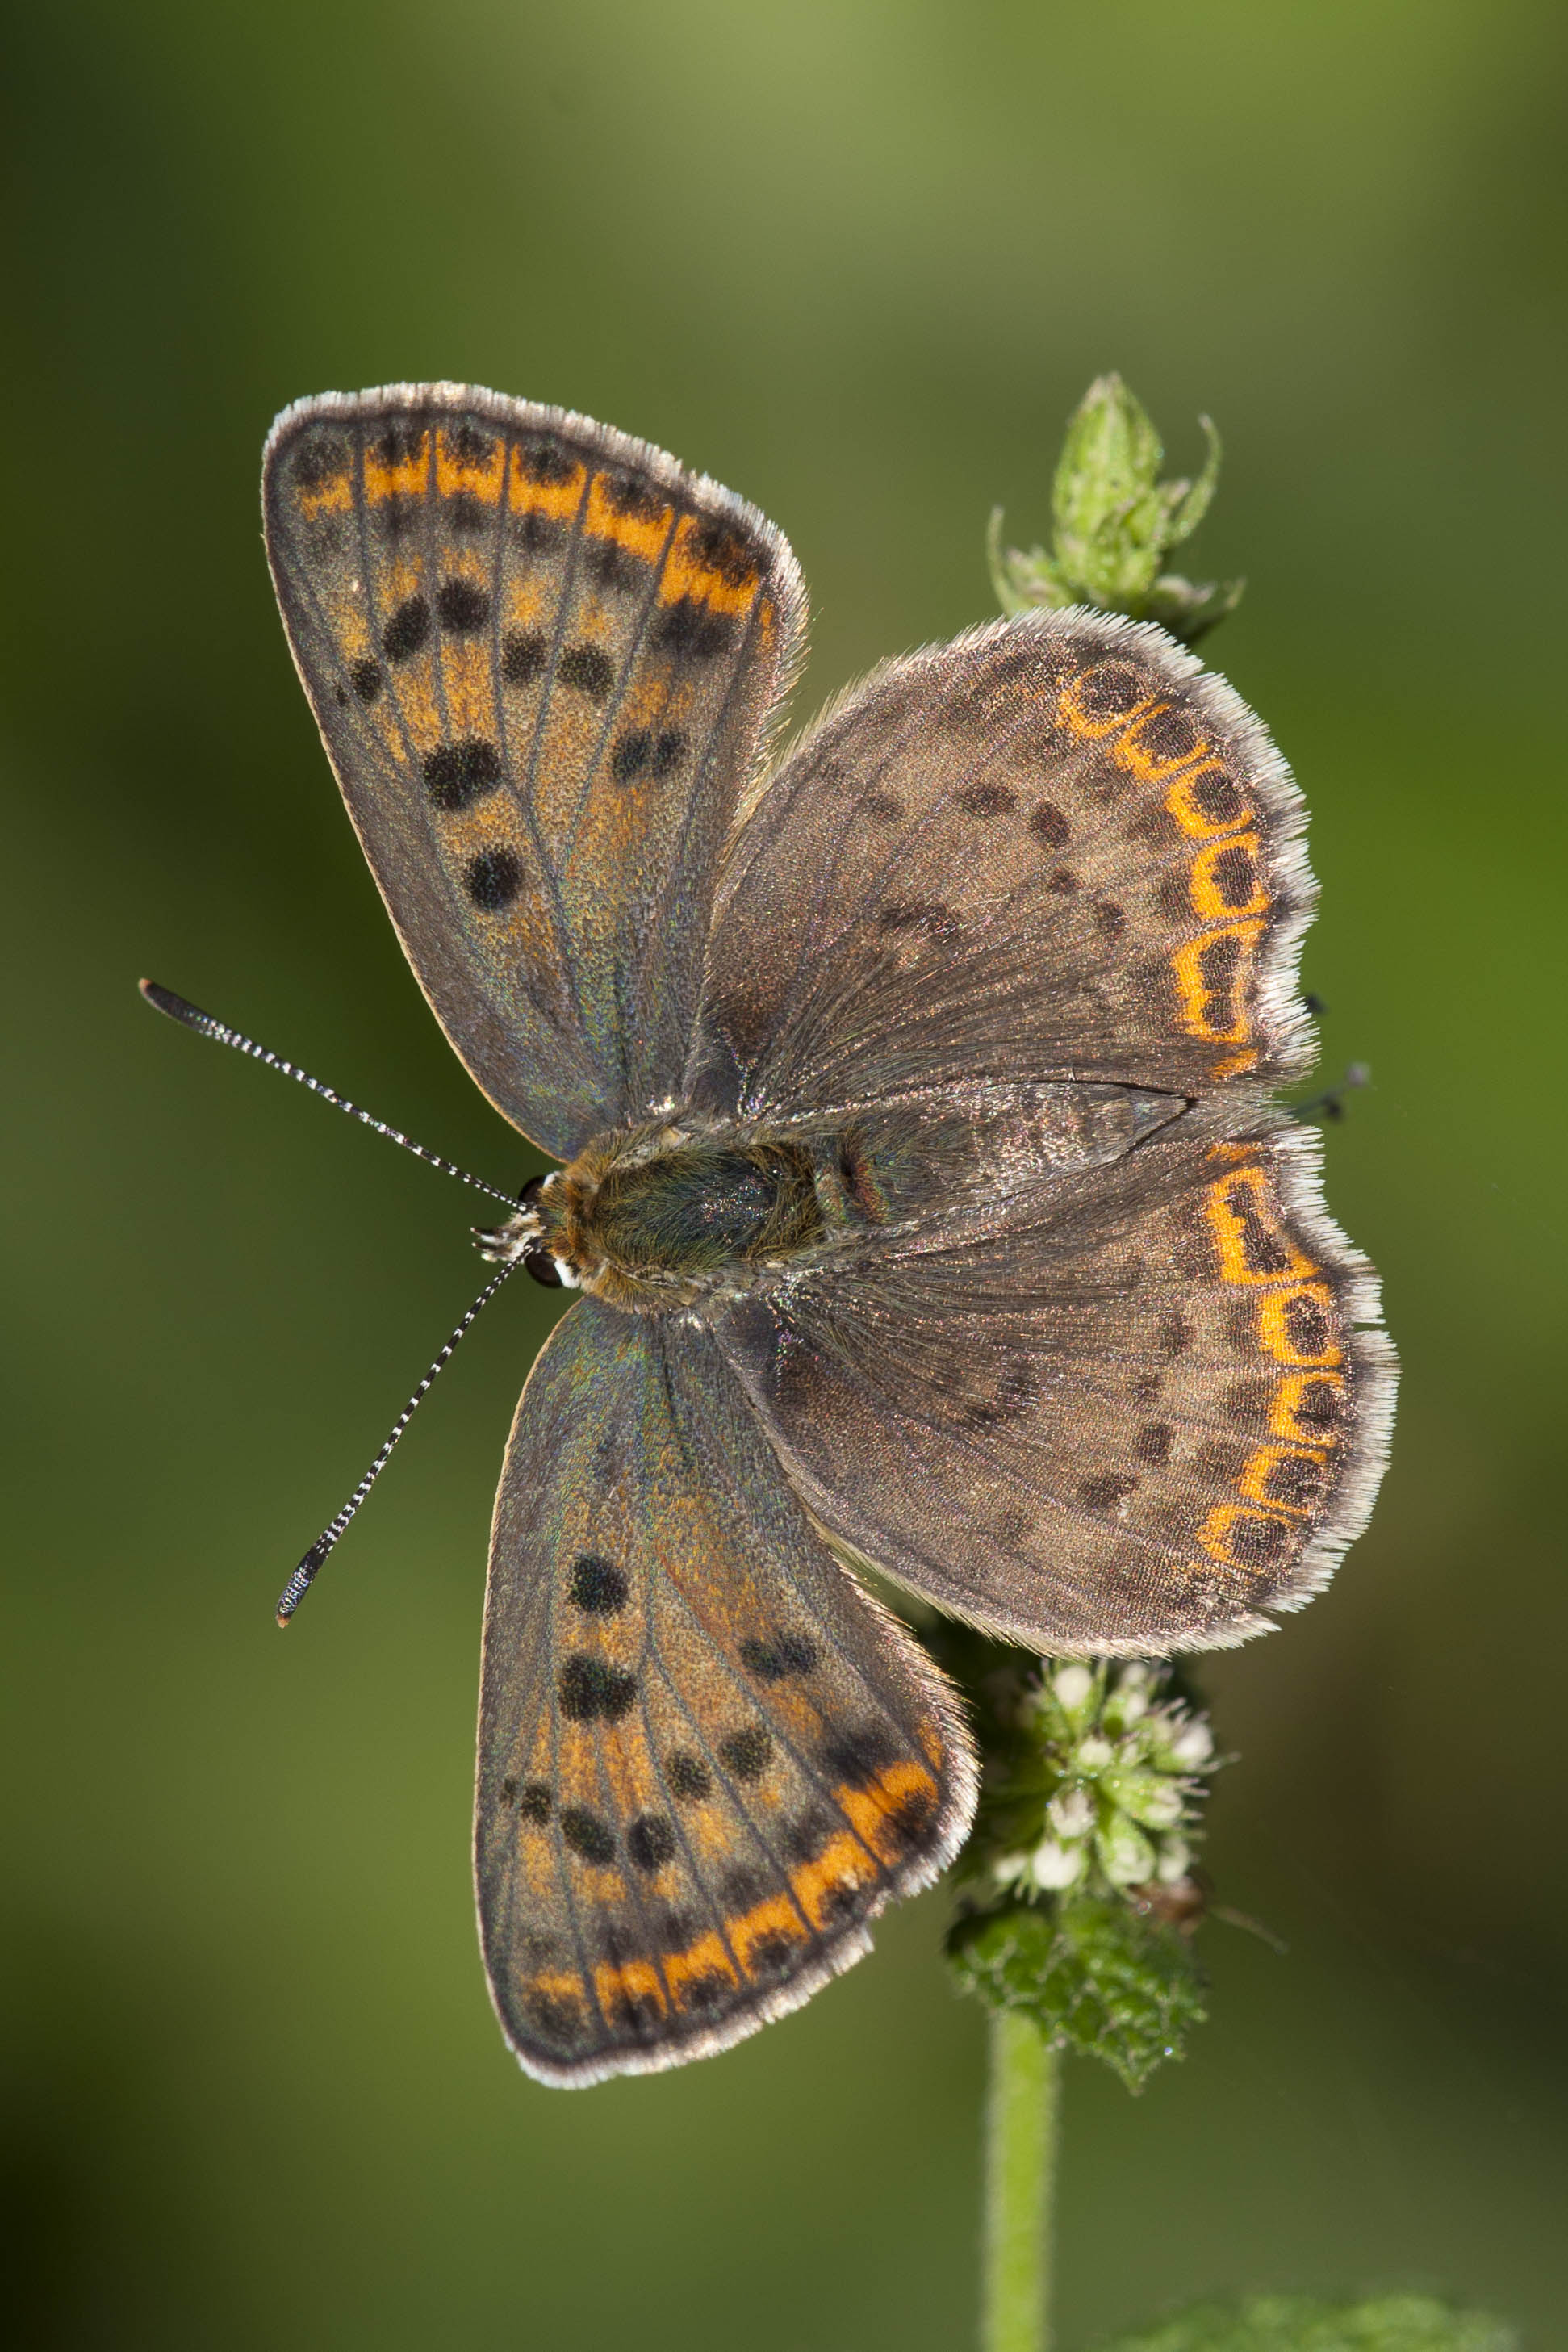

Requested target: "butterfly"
[{"left": 254, "top": 381, "right": 1394, "bottom": 2086}]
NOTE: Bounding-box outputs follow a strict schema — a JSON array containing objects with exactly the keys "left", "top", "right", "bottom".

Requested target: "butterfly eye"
[{"left": 516, "top": 1172, "right": 568, "bottom": 1287}]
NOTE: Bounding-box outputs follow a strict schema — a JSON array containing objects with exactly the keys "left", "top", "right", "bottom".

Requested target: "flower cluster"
[
  {"left": 940, "top": 1645, "right": 1223, "bottom": 2088},
  {"left": 981, "top": 1660, "right": 1215, "bottom": 1903}
]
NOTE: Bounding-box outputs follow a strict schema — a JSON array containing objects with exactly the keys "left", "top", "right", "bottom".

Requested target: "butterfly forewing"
[
  {"left": 475, "top": 1301, "right": 974, "bottom": 2085},
  {"left": 710, "top": 1119, "right": 1394, "bottom": 1654},
  {"left": 263, "top": 384, "right": 805, "bottom": 1159},
  {"left": 687, "top": 611, "right": 1312, "bottom": 1120}
]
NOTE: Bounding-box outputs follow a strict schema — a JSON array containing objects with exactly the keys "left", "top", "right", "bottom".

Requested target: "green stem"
[{"left": 981, "top": 2009, "right": 1061, "bottom": 2352}]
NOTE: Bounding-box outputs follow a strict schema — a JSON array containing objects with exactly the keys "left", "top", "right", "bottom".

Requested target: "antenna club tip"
[
  {"left": 274, "top": 1607, "right": 294, "bottom": 1630},
  {"left": 140, "top": 978, "right": 206, "bottom": 1028}
]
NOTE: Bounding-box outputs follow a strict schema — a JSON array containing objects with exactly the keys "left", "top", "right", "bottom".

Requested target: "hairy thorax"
[{"left": 477, "top": 1082, "right": 1189, "bottom": 1313}]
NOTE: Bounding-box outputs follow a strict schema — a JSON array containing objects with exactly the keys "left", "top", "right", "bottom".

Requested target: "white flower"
[
  {"left": 1155, "top": 1839, "right": 1191, "bottom": 1885},
  {"left": 1051, "top": 1664, "right": 1094, "bottom": 1713},
  {"left": 1127, "top": 1782, "right": 1185, "bottom": 1831},
  {"left": 1031, "top": 1838, "right": 1088, "bottom": 1890},
  {"left": 1077, "top": 1734, "right": 1114, "bottom": 1770},
  {"left": 989, "top": 1849, "right": 1035, "bottom": 1890},
  {"left": 1165, "top": 1718, "right": 1214, "bottom": 1768},
  {"left": 1048, "top": 1785, "right": 1095, "bottom": 1840},
  {"left": 1099, "top": 1819, "right": 1156, "bottom": 1887}
]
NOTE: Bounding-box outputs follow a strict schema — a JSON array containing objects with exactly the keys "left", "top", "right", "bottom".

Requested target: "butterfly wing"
[
  {"left": 685, "top": 609, "right": 1311, "bottom": 1117},
  {"left": 263, "top": 385, "right": 805, "bottom": 1161},
  {"left": 687, "top": 609, "right": 1392, "bottom": 1650},
  {"left": 709, "top": 1118, "right": 1394, "bottom": 1654},
  {"left": 475, "top": 1300, "right": 974, "bottom": 2085}
]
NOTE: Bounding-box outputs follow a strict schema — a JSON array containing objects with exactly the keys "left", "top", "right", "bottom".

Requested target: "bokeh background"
[{"left": 5, "top": 2, "right": 1566, "bottom": 2344}]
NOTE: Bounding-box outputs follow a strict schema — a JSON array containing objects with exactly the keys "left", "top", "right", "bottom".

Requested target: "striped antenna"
[
  {"left": 274, "top": 1258, "right": 522, "bottom": 1626},
  {"left": 138, "top": 980, "right": 519, "bottom": 1208}
]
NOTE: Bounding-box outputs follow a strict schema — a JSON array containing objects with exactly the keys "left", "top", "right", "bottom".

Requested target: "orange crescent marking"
[
  {"left": 729, "top": 1892, "right": 809, "bottom": 1968},
  {"left": 1258, "top": 1282, "right": 1343, "bottom": 1367},
  {"left": 584, "top": 474, "right": 675, "bottom": 564},
  {"left": 436, "top": 428, "right": 506, "bottom": 504},
  {"left": 297, "top": 474, "right": 352, "bottom": 519},
  {"left": 1165, "top": 760, "right": 1251, "bottom": 840},
  {"left": 1197, "top": 1499, "right": 1293, "bottom": 1569},
  {"left": 508, "top": 445, "right": 587, "bottom": 519},
  {"left": 788, "top": 1831, "right": 880, "bottom": 1931},
  {"left": 362, "top": 432, "right": 432, "bottom": 504},
  {"left": 1206, "top": 1166, "right": 1319, "bottom": 1284},
  {"left": 1170, "top": 919, "right": 1265, "bottom": 1044},
  {"left": 1236, "top": 1441, "right": 1329, "bottom": 1515},
  {"left": 1269, "top": 1369, "right": 1346, "bottom": 1443},
  {"left": 1056, "top": 674, "right": 1160, "bottom": 741},
  {"left": 1190, "top": 830, "right": 1269, "bottom": 920},
  {"left": 658, "top": 513, "right": 762, "bottom": 613},
  {"left": 1112, "top": 703, "right": 1217, "bottom": 782},
  {"left": 593, "top": 1958, "right": 668, "bottom": 2019},
  {"left": 837, "top": 1761, "right": 939, "bottom": 1864},
  {"left": 664, "top": 1931, "right": 740, "bottom": 2005}
]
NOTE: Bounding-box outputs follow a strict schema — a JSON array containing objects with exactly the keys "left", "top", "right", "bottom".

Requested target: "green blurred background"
[{"left": 4, "top": 1, "right": 1566, "bottom": 2343}]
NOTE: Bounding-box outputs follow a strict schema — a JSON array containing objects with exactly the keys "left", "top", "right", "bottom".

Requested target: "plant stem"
[{"left": 981, "top": 2009, "right": 1061, "bottom": 2352}]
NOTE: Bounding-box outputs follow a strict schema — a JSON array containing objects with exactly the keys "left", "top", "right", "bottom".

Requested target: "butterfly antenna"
[
  {"left": 1291, "top": 1061, "right": 1371, "bottom": 1124},
  {"left": 138, "top": 980, "right": 519, "bottom": 1209},
  {"left": 274, "top": 1258, "right": 522, "bottom": 1628}
]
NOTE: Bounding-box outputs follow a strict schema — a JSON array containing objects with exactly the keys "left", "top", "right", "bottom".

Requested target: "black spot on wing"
[
  {"left": 447, "top": 492, "right": 490, "bottom": 538},
  {"left": 290, "top": 433, "right": 349, "bottom": 492},
  {"left": 626, "top": 1814, "right": 678, "bottom": 1872},
  {"left": 1079, "top": 1471, "right": 1138, "bottom": 1510},
  {"left": 560, "top": 1807, "right": 617, "bottom": 1863},
  {"left": 739, "top": 1634, "right": 820, "bottom": 1681},
  {"left": 383, "top": 596, "right": 430, "bottom": 663},
  {"left": 502, "top": 629, "right": 546, "bottom": 686},
  {"left": 436, "top": 576, "right": 491, "bottom": 632},
  {"left": 464, "top": 848, "right": 521, "bottom": 910},
  {"left": 822, "top": 1723, "right": 898, "bottom": 1781},
  {"left": 568, "top": 1555, "right": 629, "bottom": 1613},
  {"left": 586, "top": 537, "right": 646, "bottom": 593},
  {"left": 558, "top": 1655, "right": 638, "bottom": 1721},
  {"left": 351, "top": 659, "right": 382, "bottom": 703},
  {"left": 958, "top": 781, "right": 1018, "bottom": 818},
  {"left": 610, "top": 728, "right": 687, "bottom": 785},
  {"left": 424, "top": 739, "right": 501, "bottom": 810},
  {"left": 556, "top": 642, "right": 616, "bottom": 699},
  {"left": 654, "top": 597, "right": 738, "bottom": 661},
  {"left": 447, "top": 422, "right": 497, "bottom": 467},
  {"left": 372, "top": 422, "right": 427, "bottom": 469},
  {"left": 602, "top": 473, "right": 666, "bottom": 520},
  {"left": 1157, "top": 1310, "right": 1193, "bottom": 1358},
  {"left": 517, "top": 438, "right": 578, "bottom": 486},
  {"left": 666, "top": 1752, "right": 712, "bottom": 1802},
  {"left": 717, "top": 1727, "right": 772, "bottom": 1781}
]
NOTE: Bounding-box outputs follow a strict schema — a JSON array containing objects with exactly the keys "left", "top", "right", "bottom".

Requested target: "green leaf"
[
  {"left": 1092, "top": 2293, "right": 1516, "bottom": 2352},
  {"left": 947, "top": 1892, "right": 1206, "bottom": 2093}
]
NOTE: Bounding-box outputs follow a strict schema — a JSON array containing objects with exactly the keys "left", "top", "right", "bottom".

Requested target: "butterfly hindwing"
[
  {"left": 263, "top": 384, "right": 805, "bottom": 1160},
  {"left": 686, "top": 609, "right": 1311, "bottom": 1119},
  {"left": 475, "top": 1301, "right": 974, "bottom": 2085},
  {"left": 709, "top": 1117, "right": 1394, "bottom": 1655}
]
